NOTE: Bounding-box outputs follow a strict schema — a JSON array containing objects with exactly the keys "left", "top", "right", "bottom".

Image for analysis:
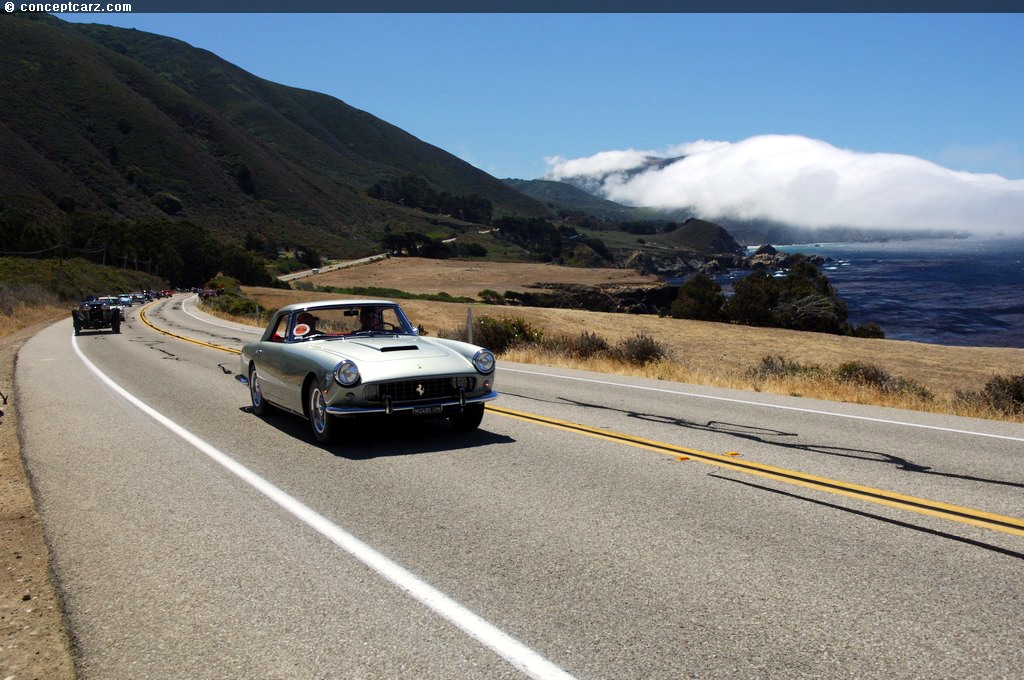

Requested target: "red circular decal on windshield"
[{"left": 293, "top": 323, "right": 311, "bottom": 336}]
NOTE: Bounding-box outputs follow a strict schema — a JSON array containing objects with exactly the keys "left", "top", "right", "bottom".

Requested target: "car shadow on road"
[{"left": 239, "top": 406, "right": 514, "bottom": 459}]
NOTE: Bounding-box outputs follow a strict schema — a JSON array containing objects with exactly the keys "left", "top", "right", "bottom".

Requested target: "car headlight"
[
  {"left": 472, "top": 349, "right": 495, "bottom": 374},
  {"left": 334, "top": 360, "right": 360, "bottom": 386}
]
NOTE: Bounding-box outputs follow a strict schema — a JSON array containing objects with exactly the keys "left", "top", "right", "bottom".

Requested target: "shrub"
[
  {"left": 478, "top": 289, "right": 505, "bottom": 305},
  {"left": 452, "top": 315, "right": 543, "bottom": 354},
  {"left": 834, "top": 361, "right": 891, "bottom": 387},
  {"left": 0, "top": 284, "right": 59, "bottom": 315},
  {"left": 748, "top": 355, "right": 822, "bottom": 380},
  {"left": 833, "top": 361, "right": 933, "bottom": 400},
  {"left": 851, "top": 322, "right": 886, "bottom": 339},
  {"left": 200, "top": 278, "right": 265, "bottom": 319},
  {"left": 611, "top": 333, "right": 668, "bottom": 366},
  {"left": 543, "top": 331, "right": 611, "bottom": 359},
  {"left": 202, "top": 291, "right": 261, "bottom": 317},
  {"left": 980, "top": 374, "right": 1024, "bottom": 415}
]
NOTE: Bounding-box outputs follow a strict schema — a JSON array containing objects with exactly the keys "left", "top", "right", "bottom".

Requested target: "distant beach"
[{"left": 759, "top": 237, "right": 1024, "bottom": 348}]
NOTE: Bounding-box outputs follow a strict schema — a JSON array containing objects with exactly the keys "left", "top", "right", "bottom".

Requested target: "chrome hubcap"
[
  {"left": 250, "top": 372, "right": 262, "bottom": 406},
  {"left": 311, "top": 389, "right": 326, "bottom": 433}
]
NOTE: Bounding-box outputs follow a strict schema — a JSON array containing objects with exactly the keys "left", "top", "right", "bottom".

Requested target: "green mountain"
[
  {"left": 659, "top": 218, "right": 744, "bottom": 255},
  {"left": 503, "top": 178, "right": 643, "bottom": 222},
  {"left": 0, "top": 14, "right": 550, "bottom": 258}
]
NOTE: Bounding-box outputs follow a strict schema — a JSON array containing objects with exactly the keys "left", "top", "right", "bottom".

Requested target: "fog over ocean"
[{"left": 755, "top": 237, "right": 1024, "bottom": 348}]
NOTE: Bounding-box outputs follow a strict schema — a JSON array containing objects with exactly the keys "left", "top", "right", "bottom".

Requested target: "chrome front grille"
[{"left": 373, "top": 377, "right": 476, "bottom": 403}]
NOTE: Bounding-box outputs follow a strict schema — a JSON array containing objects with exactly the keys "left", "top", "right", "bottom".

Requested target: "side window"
[
  {"left": 268, "top": 315, "right": 288, "bottom": 342},
  {"left": 381, "top": 307, "right": 401, "bottom": 330}
]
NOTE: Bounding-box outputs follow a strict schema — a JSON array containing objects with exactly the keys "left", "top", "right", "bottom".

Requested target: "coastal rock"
[
  {"left": 503, "top": 283, "right": 676, "bottom": 315},
  {"left": 621, "top": 241, "right": 826, "bottom": 286},
  {"left": 623, "top": 250, "right": 746, "bottom": 280},
  {"left": 746, "top": 247, "right": 826, "bottom": 270},
  {"left": 624, "top": 250, "right": 702, "bottom": 279}
]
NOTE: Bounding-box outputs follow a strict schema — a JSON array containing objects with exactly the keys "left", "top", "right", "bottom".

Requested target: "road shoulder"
[{"left": 0, "top": 321, "right": 75, "bottom": 679}]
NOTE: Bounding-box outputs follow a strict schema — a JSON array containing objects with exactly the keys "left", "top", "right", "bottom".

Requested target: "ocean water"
[{"left": 732, "top": 237, "right": 1024, "bottom": 348}]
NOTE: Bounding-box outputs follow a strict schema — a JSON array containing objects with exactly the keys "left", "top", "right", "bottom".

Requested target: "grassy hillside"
[
  {"left": 504, "top": 179, "right": 642, "bottom": 221},
  {"left": 0, "top": 14, "right": 550, "bottom": 259},
  {"left": 0, "top": 256, "right": 167, "bottom": 303}
]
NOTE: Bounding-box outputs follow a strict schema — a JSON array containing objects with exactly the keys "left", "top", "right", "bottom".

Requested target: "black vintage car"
[{"left": 72, "top": 297, "right": 121, "bottom": 335}]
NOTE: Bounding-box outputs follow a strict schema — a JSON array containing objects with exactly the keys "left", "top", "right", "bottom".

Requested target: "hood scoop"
[
  {"left": 379, "top": 345, "right": 420, "bottom": 352},
  {"left": 343, "top": 338, "right": 423, "bottom": 353}
]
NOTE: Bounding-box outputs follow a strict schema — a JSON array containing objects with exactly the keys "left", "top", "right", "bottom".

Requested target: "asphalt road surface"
[{"left": 17, "top": 295, "right": 1024, "bottom": 678}]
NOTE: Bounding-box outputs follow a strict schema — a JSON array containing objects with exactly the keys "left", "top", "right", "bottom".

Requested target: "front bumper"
[{"left": 325, "top": 390, "right": 499, "bottom": 416}]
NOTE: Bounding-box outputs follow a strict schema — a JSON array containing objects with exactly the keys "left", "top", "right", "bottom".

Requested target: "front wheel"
[
  {"left": 308, "top": 381, "right": 338, "bottom": 444},
  {"left": 449, "top": 403, "right": 485, "bottom": 431}
]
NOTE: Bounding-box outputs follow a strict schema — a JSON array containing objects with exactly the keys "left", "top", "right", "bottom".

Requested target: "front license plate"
[{"left": 413, "top": 405, "right": 444, "bottom": 415}]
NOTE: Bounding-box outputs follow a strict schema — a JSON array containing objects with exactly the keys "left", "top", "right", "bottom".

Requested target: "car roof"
[{"left": 276, "top": 299, "right": 397, "bottom": 315}]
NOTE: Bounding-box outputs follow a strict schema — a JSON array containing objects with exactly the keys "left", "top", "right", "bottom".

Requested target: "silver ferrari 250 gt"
[{"left": 237, "top": 299, "right": 498, "bottom": 443}]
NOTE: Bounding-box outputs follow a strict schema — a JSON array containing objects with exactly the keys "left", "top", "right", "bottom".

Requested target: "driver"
[{"left": 358, "top": 307, "right": 384, "bottom": 331}]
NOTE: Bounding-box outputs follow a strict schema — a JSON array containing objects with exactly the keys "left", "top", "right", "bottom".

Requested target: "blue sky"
[{"left": 55, "top": 12, "right": 1024, "bottom": 231}]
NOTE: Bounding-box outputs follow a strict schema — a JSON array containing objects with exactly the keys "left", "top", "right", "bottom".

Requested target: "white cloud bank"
[{"left": 544, "top": 135, "right": 1024, "bottom": 234}]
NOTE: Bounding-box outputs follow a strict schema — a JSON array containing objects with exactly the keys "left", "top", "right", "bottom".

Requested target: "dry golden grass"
[
  {"left": 0, "top": 304, "right": 68, "bottom": 340},
  {"left": 238, "top": 271, "right": 1024, "bottom": 423},
  {"left": 304, "top": 257, "right": 662, "bottom": 297}
]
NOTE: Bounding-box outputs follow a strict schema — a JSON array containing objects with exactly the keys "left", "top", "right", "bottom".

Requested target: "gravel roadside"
[{"left": 1, "top": 321, "right": 75, "bottom": 679}]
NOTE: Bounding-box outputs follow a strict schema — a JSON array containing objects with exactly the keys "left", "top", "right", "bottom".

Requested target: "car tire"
[
  {"left": 305, "top": 378, "right": 337, "bottom": 444},
  {"left": 249, "top": 365, "right": 273, "bottom": 417},
  {"left": 449, "top": 403, "right": 485, "bottom": 431},
  {"left": 308, "top": 379, "right": 337, "bottom": 444}
]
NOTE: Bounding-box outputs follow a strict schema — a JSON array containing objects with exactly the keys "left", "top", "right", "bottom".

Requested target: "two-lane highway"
[{"left": 17, "top": 294, "right": 1024, "bottom": 678}]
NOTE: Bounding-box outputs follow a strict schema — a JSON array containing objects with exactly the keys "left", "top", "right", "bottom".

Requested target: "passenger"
[{"left": 294, "top": 311, "right": 320, "bottom": 338}]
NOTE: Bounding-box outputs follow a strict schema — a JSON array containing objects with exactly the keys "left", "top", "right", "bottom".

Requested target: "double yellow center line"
[
  {"left": 491, "top": 406, "right": 1024, "bottom": 537},
  {"left": 141, "top": 301, "right": 1024, "bottom": 538}
]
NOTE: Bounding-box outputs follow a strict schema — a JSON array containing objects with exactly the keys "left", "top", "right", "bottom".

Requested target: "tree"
[
  {"left": 725, "top": 270, "right": 779, "bottom": 326},
  {"left": 152, "top": 192, "right": 183, "bottom": 215},
  {"left": 725, "top": 258, "right": 849, "bottom": 333},
  {"left": 670, "top": 273, "right": 725, "bottom": 321},
  {"left": 774, "top": 257, "right": 848, "bottom": 332},
  {"left": 297, "top": 246, "right": 322, "bottom": 269},
  {"left": 772, "top": 293, "right": 842, "bottom": 332}
]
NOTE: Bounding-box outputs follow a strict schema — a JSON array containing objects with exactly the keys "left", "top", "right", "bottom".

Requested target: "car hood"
[{"left": 310, "top": 336, "right": 455, "bottom": 363}]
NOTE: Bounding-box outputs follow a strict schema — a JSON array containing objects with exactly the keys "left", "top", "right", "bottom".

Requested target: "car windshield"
[{"left": 288, "top": 304, "right": 414, "bottom": 342}]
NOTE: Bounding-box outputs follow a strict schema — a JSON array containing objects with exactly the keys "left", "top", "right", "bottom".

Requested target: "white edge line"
[
  {"left": 179, "top": 294, "right": 262, "bottom": 334},
  {"left": 71, "top": 335, "right": 574, "bottom": 680},
  {"left": 499, "top": 367, "right": 1024, "bottom": 443}
]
